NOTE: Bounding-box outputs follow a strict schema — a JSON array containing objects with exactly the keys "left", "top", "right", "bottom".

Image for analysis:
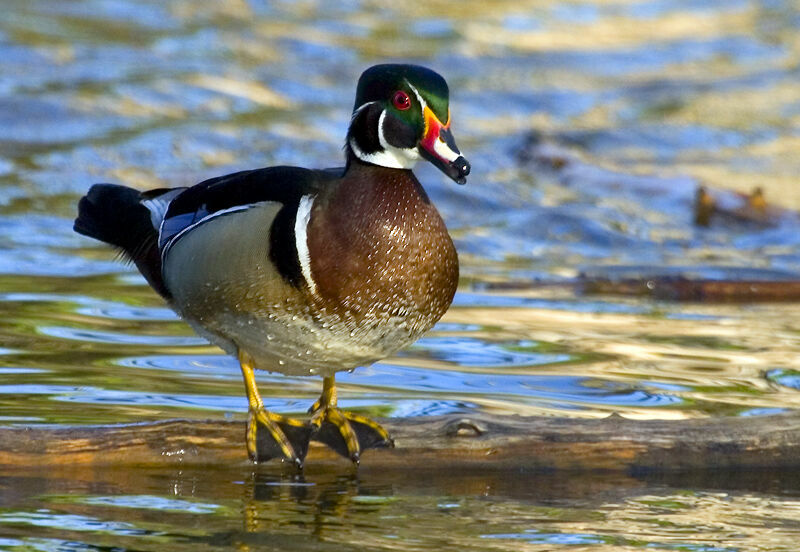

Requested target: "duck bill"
[{"left": 419, "top": 106, "right": 470, "bottom": 185}]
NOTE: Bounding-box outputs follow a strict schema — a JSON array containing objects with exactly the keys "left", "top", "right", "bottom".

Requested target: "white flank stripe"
[{"left": 295, "top": 195, "right": 317, "bottom": 296}]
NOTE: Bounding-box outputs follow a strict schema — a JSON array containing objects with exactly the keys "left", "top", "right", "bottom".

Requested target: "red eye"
[{"left": 392, "top": 90, "right": 411, "bottom": 110}]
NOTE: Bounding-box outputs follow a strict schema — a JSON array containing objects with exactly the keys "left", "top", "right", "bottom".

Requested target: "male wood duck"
[{"left": 74, "top": 64, "right": 470, "bottom": 467}]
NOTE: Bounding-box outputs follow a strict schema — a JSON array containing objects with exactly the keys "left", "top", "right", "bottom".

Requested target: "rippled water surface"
[{"left": 2, "top": 0, "right": 800, "bottom": 550}]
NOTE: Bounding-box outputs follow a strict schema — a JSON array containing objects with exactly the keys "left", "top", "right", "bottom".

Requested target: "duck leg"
[
  {"left": 239, "top": 351, "right": 311, "bottom": 467},
  {"left": 309, "top": 375, "right": 394, "bottom": 464}
]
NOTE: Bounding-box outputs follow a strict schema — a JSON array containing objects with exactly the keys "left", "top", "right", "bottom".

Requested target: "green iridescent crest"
[{"left": 354, "top": 64, "right": 450, "bottom": 124}]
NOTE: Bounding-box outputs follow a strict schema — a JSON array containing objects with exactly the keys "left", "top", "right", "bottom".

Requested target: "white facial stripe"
[
  {"left": 406, "top": 82, "right": 427, "bottom": 112},
  {"left": 350, "top": 100, "right": 375, "bottom": 123},
  {"left": 295, "top": 195, "right": 317, "bottom": 296}
]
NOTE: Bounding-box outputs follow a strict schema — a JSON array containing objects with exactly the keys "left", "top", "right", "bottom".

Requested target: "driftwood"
[{"left": 2, "top": 411, "right": 800, "bottom": 472}]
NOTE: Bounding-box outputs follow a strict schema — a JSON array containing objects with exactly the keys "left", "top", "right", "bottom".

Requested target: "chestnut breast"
[{"left": 307, "top": 165, "right": 458, "bottom": 338}]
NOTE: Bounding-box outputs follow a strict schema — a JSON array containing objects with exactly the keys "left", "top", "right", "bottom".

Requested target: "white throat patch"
[{"left": 349, "top": 102, "right": 419, "bottom": 170}]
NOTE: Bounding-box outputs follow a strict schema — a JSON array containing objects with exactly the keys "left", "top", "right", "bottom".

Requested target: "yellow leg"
[
  {"left": 239, "top": 351, "right": 309, "bottom": 466},
  {"left": 309, "top": 375, "right": 393, "bottom": 463}
]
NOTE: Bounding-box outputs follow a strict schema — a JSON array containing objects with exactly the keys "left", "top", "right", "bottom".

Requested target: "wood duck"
[{"left": 74, "top": 64, "right": 470, "bottom": 467}]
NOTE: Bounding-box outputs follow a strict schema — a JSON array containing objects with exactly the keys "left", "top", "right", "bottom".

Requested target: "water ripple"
[
  {"left": 38, "top": 326, "right": 205, "bottom": 346},
  {"left": 342, "top": 365, "right": 684, "bottom": 408}
]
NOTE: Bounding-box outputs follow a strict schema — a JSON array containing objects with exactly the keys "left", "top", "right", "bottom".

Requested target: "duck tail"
[{"left": 74, "top": 183, "right": 174, "bottom": 298}]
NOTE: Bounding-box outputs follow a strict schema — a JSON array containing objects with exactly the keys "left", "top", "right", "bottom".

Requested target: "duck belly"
[{"left": 184, "top": 307, "right": 418, "bottom": 376}]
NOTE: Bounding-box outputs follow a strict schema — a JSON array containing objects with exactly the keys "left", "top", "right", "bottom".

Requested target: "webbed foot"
[
  {"left": 308, "top": 376, "right": 394, "bottom": 464},
  {"left": 247, "top": 408, "right": 312, "bottom": 467}
]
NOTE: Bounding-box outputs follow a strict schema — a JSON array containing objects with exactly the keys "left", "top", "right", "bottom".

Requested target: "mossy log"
[{"left": 2, "top": 411, "right": 800, "bottom": 472}]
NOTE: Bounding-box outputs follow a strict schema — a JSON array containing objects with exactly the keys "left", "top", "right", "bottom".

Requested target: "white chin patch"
[{"left": 350, "top": 109, "right": 419, "bottom": 169}]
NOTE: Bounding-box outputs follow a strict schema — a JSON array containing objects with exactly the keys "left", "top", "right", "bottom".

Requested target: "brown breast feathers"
[{"left": 307, "top": 164, "right": 458, "bottom": 333}]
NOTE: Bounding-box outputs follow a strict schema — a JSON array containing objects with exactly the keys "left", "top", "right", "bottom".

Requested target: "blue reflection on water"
[
  {"left": 0, "top": 511, "right": 152, "bottom": 536},
  {"left": 83, "top": 495, "right": 220, "bottom": 514},
  {"left": 739, "top": 407, "right": 787, "bottom": 417},
  {"left": 74, "top": 303, "right": 176, "bottom": 321},
  {"left": 1, "top": 292, "right": 175, "bottom": 321},
  {"left": 0, "top": 367, "right": 46, "bottom": 374},
  {"left": 53, "top": 387, "right": 247, "bottom": 411},
  {"left": 340, "top": 364, "right": 683, "bottom": 408},
  {"left": 389, "top": 400, "right": 476, "bottom": 418},
  {"left": 38, "top": 325, "right": 205, "bottom": 346},
  {"left": 482, "top": 531, "right": 604, "bottom": 545},
  {"left": 0, "top": 358, "right": 683, "bottom": 417},
  {"left": 118, "top": 354, "right": 241, "bottom": 379},
  {"left": 408, "top": 336, "right": 572, "bottom": 368},
  {"left": 454, "top": 292, "right": 650, "bottom": 314},
  {"left": 767, "top": 369, "right": 800, "bottom": 391}
]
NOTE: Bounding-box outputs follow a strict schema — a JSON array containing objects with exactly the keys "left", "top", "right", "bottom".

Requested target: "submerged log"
[{"left": 2, "top": 411, "right": 800, "bottom": 472}]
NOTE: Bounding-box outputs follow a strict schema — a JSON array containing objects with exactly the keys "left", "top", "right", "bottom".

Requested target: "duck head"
[{"left": 346, "top": 64, "right": 470, "bottom": 184}]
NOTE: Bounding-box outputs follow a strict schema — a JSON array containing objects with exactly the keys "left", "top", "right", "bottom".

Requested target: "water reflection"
[{"left": 2, "top": 465, "right": 800, "bottom": 552}]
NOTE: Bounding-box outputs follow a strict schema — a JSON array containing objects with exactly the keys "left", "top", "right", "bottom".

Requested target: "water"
[
  {"left": 2, "top": 467, "right": 800, "bottom": 552},
  {"left": 2, "top": 0, "right": 800, "bottom": 549}
]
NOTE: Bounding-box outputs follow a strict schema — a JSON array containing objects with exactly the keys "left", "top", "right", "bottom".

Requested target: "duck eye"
[{"left": 392, "top": 90, "right": 411, "bottom": 111}]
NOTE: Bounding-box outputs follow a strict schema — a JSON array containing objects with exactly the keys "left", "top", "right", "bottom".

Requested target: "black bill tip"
[{"left": 452, "top": 156, "right": 470, "bottom": 185}]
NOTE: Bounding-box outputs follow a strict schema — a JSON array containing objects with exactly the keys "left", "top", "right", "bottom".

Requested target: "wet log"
[
  {"left": 2, "top": 411, "right": 800, "bottom": 472},
  {"left": 485, "top": 278, "right": 800, "bottom": 303},
  {"left": 578, "top": 277, "right": 800, "bottom": 302}
]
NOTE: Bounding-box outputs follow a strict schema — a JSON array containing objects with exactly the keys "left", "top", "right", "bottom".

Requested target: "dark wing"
[
  {"left": 160, "top": 166, "right": 335, "bottom": 289},
  {"left": 159, "top": 167, "right": 325, "bottom": 248}
]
